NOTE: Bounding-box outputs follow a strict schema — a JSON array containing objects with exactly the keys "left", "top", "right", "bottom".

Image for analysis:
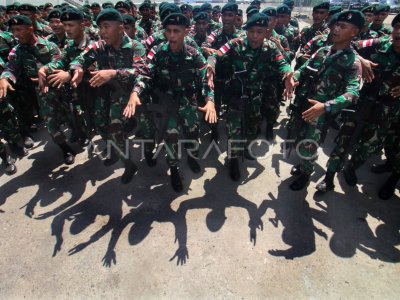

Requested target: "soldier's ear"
[{"left": 184, "top": 27, "right": 190, "bottom": 36}]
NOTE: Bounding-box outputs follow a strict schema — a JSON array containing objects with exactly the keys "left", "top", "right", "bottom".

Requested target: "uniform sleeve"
[
  {"left": 70, "top": 41, "right": 98, "bottom": 70},
  {"left": 115, "top": 42, "right": 146, "bottom": 84},
  {"left": 46, "top": 43, "right": 70, "bottom": 72},
  {"left": 279, "top": 35, "right": 294, "bottom": 62},
  {"left": 202, "top": 30, "right": 218, "bottom": 49},
  {"left": 133, "top": 47, "right": 157, "bottom": 97},
  {"left": 326, "top": 58, "right": 362, "bottom": 114},
  {"left": 270, "top": 43, "right": 292, "bottom": 77},
  {"left": 354, "top": 37, "right": 384, "bottom": 51},
  {"left": 0, "top": 46, "right": 21, "bottom": 84},
  {"left": 206, "top": 38, "right": 241, "bottom": 73},
  {"left": 194, "top": 51, "right": 214, "bottom": 102}
]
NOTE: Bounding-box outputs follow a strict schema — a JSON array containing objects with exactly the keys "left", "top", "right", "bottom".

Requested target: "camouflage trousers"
[
  {"left": 262, "top": 81, "right": 280, "bottom": 125},
  {"left": 227, "top": 94, "right": 263, "bottom": 158},
  {"left": 0, "top": 100, "right": 23, "bottom": 152}
]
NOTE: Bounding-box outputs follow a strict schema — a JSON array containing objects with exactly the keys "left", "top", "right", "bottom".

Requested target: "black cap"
[
  {"left": 373, "top": 4, "right": 390, "bottom": 14},
  {"left": 391, "top": 13, "right": 400, "bottom": 27},
  {"left": 115, "top": 1, "right": 130, "bottom": 11},
  {"left": 60, "top": 8, "right": 84, "bottom": 22},
  {"left": 337, "top": 10, "right": 365, "bottom": 30},
  {"left": 221, "top": 3, "right": 238, "bottom": 14},
  {"left": 160, "top": 4, "right": 181, "bottom": 21},
  {"left": 96, "top": 8, "right": 123, "bottom": 25},
  {"left": 246, "top": 5, "right": 258, "bottom": 14},
  {"left": 123, "top": 14, "right": 136, "bottom": 25},
  {"left": 18, "top": 3, "right": 37, "bottom": 13},
  {"left": 329, "top": 6, "right": 342, "bottom": 16},
  {"left": 91, "top": 2, "right": 101, "bottom": 9},
  {"left": 262, "top": 7, "right": 277, "bottom": 17},
  {"left": 328, "top": 12, "right": 340, "bottom": 27},
  {"left": 244, "top": 13, "right": 269, "bottom": 30},
  {"left": 251, "top": 0, "right": 261, "bottom": 5},
  {"left": 194, "top": 11, "right": 209, "bottom": 22},
  {"left": 193, "top": 6, "right": 201, "bottom": 16},
  {"left": 200, "top": 3, "right": 212, "bottom": 12},
  {"left": 313, "top": 1, "right": 330, "bottom": 11},
  {"left": 47, "top": 9, "right": 61, "bottom": 20},
  {"left": 44, "top": 3, "right": 53, "bottom": 9},
  {"left": 277, "top": 4, "right": 291, "bottom": 15},
  {"left": 163, "top": 12, "right": 189, "bottom": 28},
  {"left": 139, "top": 2, "right": 151, "bottom": 11},
  {"left": 8, "top": 15, "right": 32, "bottom": 26},
  {"left": 180, "top": 4, "right": 193, "bottom": 12},
  {"left": 361, "top": 5, "right": 374, "bottom": 14},
  {"left": 6, "top": 5, "right": 19, "bottom": 13},
  {"left": 102, "top": 2, "right": 114, "bottom": 9}
]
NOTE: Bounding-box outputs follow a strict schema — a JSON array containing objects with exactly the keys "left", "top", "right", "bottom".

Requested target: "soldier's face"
[
  {"left": 364, "top": 12, "right": 374, "bottom": 25},
  {"left": 222, "top": 11, "right": 236, "bottom": 30},
  {"left": 99, "top": 21, "right": 124, "bottom": 45},
  {"left": 11, "top": 25, "right": 34, "bottom": 44},
  {"left": 0, "top": 13, "right": 5, "bottom": 26},
  {"left": 392, "top": 23, "right": 400, "bottom": 50},
  {"left": 140, "top": 8, "right": 150, "bottom": 19},
  {"left": 235, "top": 16, "right": 243, "bottom": 28},
  {"left": 92, "top": 7, "right": 101, "bottom": 16},
  {"left": 150, "top": 10, "right": 156, "bottom": 19},
  {"left": 268, "top": 16, "right": 277, "bottom": 30},
  {"left": 123, "top": 24, "right": 136, "bottom": 39},
  {"left": 165, "top": 25, "right": 186, "bottom": 51},
  {"left": 212, "top": 13, "right": 220, "bottom": 23},
  {"left": 49, "top": 18, "right": 64, "bottom": 35},
  {"left": 195, "top": 20, "right": 209, "bottom": 35},
  {"left": 312, "top": 9, "right": 328, "bottom": 25},
  {"left": 247, "top": 26, "right": 267, "bottom": 49},
  {"left": 277, "top": 14, "right": 286, "bottom": 27},
  {"left": 117, "top": 8, "right": 129, "bottom": 15},
  {"left": 63, "top": 20, "right": 85, "bottom": 40},
  {"left": 19, "top": 11, "right": 36, "bottom": 22},
  {"left": 373, "top": 12, "right": 389, "bottom": 25},
  {"left": 8, "top": 11, "right": 19, "bottom": 17},
  {"left": 332, "top": 21, "right": 358, "bottom": 44}
]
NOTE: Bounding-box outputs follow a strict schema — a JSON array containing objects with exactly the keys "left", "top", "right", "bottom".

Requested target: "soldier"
[
  {"left": 180, "top": 4, "right": 193, "bottom": 23},
  {"left": 235, "top": 10, "right": 244, "bottom": 31},
  {"left": 200, "top": 3, "right": 221, "bottom": 32},
  {"left": 356, "top": 6, "right": 378, "bottom": 41},
  {"left": 370, "top": 4, "right": 392, "bottom": 37},
  {"left": 70, "top": 9, "right": 147, "bottom": 184},
  {"left": 125, "top": 13, "right": 217, "bottom": 192},
  {"left": 288, "top": 10, "right": 363, "bottom": 191},
  {"left": 299, "top": 1, "right": 329, "bottom": 48},
  {"left": 91, "top": 2, "right": 101, "bottom": 20},
  {"left": 246, "top": 6, "right": 259, "bottom": 20},
  {"left": 327, "top": 6, "right": 341, "bottom": 23},
  {"left": 207, "top": 13, "right": 294, "bottom": 180},
  {"left": 18, "top": 3, "right": 52, "bottom": 37},
  {"left": 190, "top": 12, "right": 210, "bottom": 47},
  {"left": 212, "top": 6, "right": 221, "bottom": 24},
  {"left": 81, "top": 9, "right": 100, "bottom": 41},
  {"left": 283, "top": 0, "right": 299, "bottom": 28},
  {"left": 138, "top": 2, "right": 156, "bottom": 36},
  {"left": 323, "top": 14, "right": 400, "bottom": 199},
  {"left": 275, "top": 4, "right": 298, "bottom": 55},
  {"left": 102, "top": 2, "right": 114, "bottom": 10},
  {"left": 0, "top": 15, "right": 76, "bottom": 165},
  {"left": 6, "top": 4, "right": 19, "bottom": 18},
  {"left": 115, "top": 1, "right": 130, "bottom": 16},
  {"left": 122, "top": 14, "right": 147, "bottom": 42},
  {"left": 250, "top": 0, "right": 261, "bottom": 10},
  {"left": 46, "top": 9, "right": 67, "bottom": 50}
]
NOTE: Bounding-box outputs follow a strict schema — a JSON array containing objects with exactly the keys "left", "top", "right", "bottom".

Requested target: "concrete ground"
[{"left": 1, "top": 9, "right": 400, "bottom": 300}]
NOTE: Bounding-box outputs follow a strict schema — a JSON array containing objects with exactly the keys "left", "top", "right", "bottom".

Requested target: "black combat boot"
[
  {"left": 9, "top": 142, "right": 28, "bottom": 157},
  {"left": 0, "top": 149, "right": 17, "bottom": 175},
  {"left": 289, "top": 172, "right": 311, "bottom": 191},
  {"left": 59, "top": 142, "right": 75, "bottom": 165},
  {"left": 290, "top": 164, "right": 301, "bottom": 176},
  {"left": 343, "top": 164, "right": 358, "bottom": 186},
  {"left": 211, "top": 126, "right": 219, "bottom": 143},
  {"left": 121, "top": 159, "right": 138, "bottom": 184},
  {"left": 229, "top": 158, "right": 240, "bottom": 181},
  {"left": 103, "top": 147, "right": 119, "bottom": 166},
  {"left": 145, "top": 148, "right": 157, "bottom": 167},
  {"left": 170, "top": 166, "right": 183, "bottom": 192},
  {"left": 378, "top": 172, "right": 400, "bottom": 200},
  {"left": 23, "top": 135, "right": 34, "bottom": 149},
  {"left": 244, "top": 148, "right": 256, "bottom": 160},
  {"left": 265, "top": 123, "right": 274, "bottom": 142},
  {"left": 187, "top": 156, "right": 200, "bottom": 173},
  {"left": 371, "top": 160, "right": 393, "bottom": 174},
  {"left": 316, "top": 171, "right": 335, "bottom": 193}
]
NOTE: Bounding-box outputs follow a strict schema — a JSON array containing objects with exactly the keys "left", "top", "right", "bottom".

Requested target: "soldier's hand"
[
  {"left": 270, "top": 37, "right": 284, "bottom": 52},
  {"left": 89, "top": 70, "right": 117, "bottom": 87},
  {"left": 390, "top": 86, "right": 400, "bottom": 98},
  {"left": 359, "top": 57, "right": 378, "bottom": 83},
  {"left": 202, "top": 47, "right": 217, "bottom": 57},
  {"left": 0, "top": 78, "right": 15, "bottom": 98},
  {"left": 206, "top": 64, "right": 214, "bottom": 90},
  {"left": 302, "top": 99, "right": 325, "bottom": 122},
  {"left": 48, "top": 70, "right": 72, "bottom": 89},
  {"left": 38, "top": 67, "right": 47, "bottom": 83},
  {"left": 71, "top": 68, "right": 84, "bottom": 88},
  {"left": 302, "top": 53, "right": 311, "bottom": 61},
  {"left": 123, "top": 92, "right": 142, "bottom": 118},
  {"left": 283, "top": 72, "right": 297, "bottom": 100},
  {"left": 198, "top": 100, "right": 217, "bottom": 124}
]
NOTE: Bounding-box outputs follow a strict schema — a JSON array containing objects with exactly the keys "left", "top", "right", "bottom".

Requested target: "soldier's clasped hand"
[{"left": 0, "top": 78, "right": 15, "bottom": 98}]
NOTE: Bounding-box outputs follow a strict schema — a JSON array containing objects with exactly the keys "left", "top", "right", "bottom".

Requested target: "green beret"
[
  {"left": 329, "top": 6, "right": 342, "bottom": 16},
  {"left": 163, "top": 12, "right": 189, "bottom": 28},
  {"left": 392, "top": 13, "right": 400, "bottom": 27},
  {"left": 96, "top": 8, "right": 123, "bottom": 25},
  {"left": 61, "top": 3, "right": 69, "bottom": 7},
  {"left": 44, "top": 3, "right": 53, "bottom": 9},
  {"left": 327, "top": 12, "right": 340, "bottom": 27},
  {"left": 139, "top": 2, "right": 151, "bottom": 11},
  {"left": 221, "top": 3, "right": 238, "bottom": 14},
  {"left": 91, "top": 2, "right": 101, "bottom": 9},
  {"left": 0, "top": 6, "right": 5, "bottom": 12},
  {"left": 47, "top": 9, "right": 61, "bottom": 20},
  {"left": 18, "top": 3, "right": 37, "bottom": 13},
  {"left": 283, "top": 0, "right": 295, "bottom": 7},
  {"left": 54, "top": 5, "right": 61, "bottom": 9},
  {"left": 8, "top": 15, "right": 32, "bottom": 26},
  {"left": 246, "top": 5, "right": 258, "bottom": 14},
  {"left": 244, "top": 12, "right": 269, "bottom": 30},
  {"left": 60, "top": 8, "right": 84, "bottom": 22},
  {"left": 277, "top": 4, "right": 291, "bottom": 15},
  {"left": 337, "top": 10, "right": 365, "bottom": 30},
  {"left": 262, "top": 7, "right": 277, "bottom": 17},
  {"left": 251, "top": 0, "right": 261, "bottom": 5},
  {"left": 212, "top": 7, "right": 220, "bottom": 14},
  {"left": 38, "top": 5, "right": 44, "bottom": 10},
  {"left": 214, "top": 5, "right": 221, "bottom": 10},
  {"left": 159, "top": 2, "right": 168, "bottom": 11},
  {"left": 6, "top": 4, "right": 19, "bottom": 13},
  {"left": 192, "top": 6, "right": 201, "bottom": 16},
  {"left": 123, "top": 14, "right": 136, "bottom": 25},
  {"left": 194, "top": 12, "right": 209, "bottom": 22},
  {"left": 160, "top": 4, "right": 181, "bottom": 21},
  {"left": 237, "top": 9, "right": 243, "bottom": 17},
  {"left": 247, "top": 8, "right": 259, "bottom": 18},
  {"left": 200, "top": 3, "right": 212, "bottom": 12},
  {"left": 373, "top": 4, "right": 390, "bottom": 14},
  {"left": 115, "top": 1, "right": 130, "bottom": 11},
  {"left": 102, "top": 2, "right": 114, "bottom": 9},
  {"left": 313, "top": 1, "right": 330, "bottom": 11},
  {"left": 180, "top": 4, "right": 193, "bottom": 12},
  {"left": 361, "top": 5, "right": 374, "bottom": 14}
]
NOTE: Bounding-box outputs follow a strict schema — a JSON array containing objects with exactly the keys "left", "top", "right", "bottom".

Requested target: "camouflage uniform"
[
  {"left": 145, "top": 30, "right": 200, "bottom": 53},
  {"left": 134, "top": 42, "right": 213, "bottom": 167},
  {"left": 209, "top": 38, "right": 291, "bottom": 157},
  {"left": 355, "top": 28, "right": 378, "bottom": 41},
  {"left": 70, "top": 36, "right": 147, "bottom": 159},
  {"left": 137, "top": 19, "right": 157, "bottom": 36},
  {"left": 35, "top": 21, "right": 53, "bottom": 37},
  {"left": 0, "top": 99, "right": 24, "bottom": 153},
  {"left": 299, "top": 23, "right": 328, "bottom": 48},
  {"left": 296, "top": 33, "right": 332, "bottom": 67},
  {"left": 46, "top": 33, "right": 68, "bottom": 50},
  {"left": 84, "top": 26, "right": 100, "bottom": 41},
  {"left": 293, "top": 46, "right": 362, "bottom": 175},
  {"left": 135, "top": 25, "right": 148, "bottom": 42},
  {"left": 0, "top": 36, "right": 72, "bottom": 145},
  {"left": 330, "top": 36, "right": 400, "bottom": 173},
  {"left": 275, "top": 25, "right": 298, "bottom": 56},
  {"left": 369, "top": 24, "right": 392, "bottom": 37}
]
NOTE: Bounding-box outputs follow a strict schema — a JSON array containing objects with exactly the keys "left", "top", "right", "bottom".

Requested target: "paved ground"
[{"left": 1, "top": 12, "right": 400, "bottom": 300}]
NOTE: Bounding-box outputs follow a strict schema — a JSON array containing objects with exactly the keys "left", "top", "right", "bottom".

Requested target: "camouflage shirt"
[
  {"left": 294, "top": 45, "right": 362, "bottom": 115},
  {"left": 134, "top": 42, "right": 213, "bottom": 103},
  {"left": 70, "top": 35, "right": 146, "bottom": 90},
  {"left": 275, "top": 25, "right": 297, "bottom": 52},
  {"left": 0, "top": 35, "right": 60, "bottom": 84},
  {"left": 297, "top": 33, "right": 332, "bottom": 66},
  {"left": 299, "top": 23, "right": 328, "bottom": 48},
  {"left": 84, "top": 26, "right": 100, "bottom": 41},
  {"left": 269, "top": 29, "right": 293, "bottom": 63},
  {"left": 202, "top": 27, "right": 244, "bottom": 50},
  {"left": 46, "top": 33, "right": 68, "bottom": 50},
  {"left": 355, "top": 28, "right": 378, "bottom": 41},
  {"left": 35, "top": 21, "right": 53, "bottom": 38},
  {"left": 0, "top": 30, "right": 16, "bottom": 63},
  {"left": 137, "top": 19, "right": 157, "bottom": 36},
  {"left": 145, "top": 30, "right": 200, "bottom": 53},
  {"left": 369, "top": 24, "right": 392, "bottom": 37}
]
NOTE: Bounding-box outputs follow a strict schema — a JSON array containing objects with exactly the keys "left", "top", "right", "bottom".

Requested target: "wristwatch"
[{"left": 324, "top": 103, "right": 332, "bottom": 113}]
